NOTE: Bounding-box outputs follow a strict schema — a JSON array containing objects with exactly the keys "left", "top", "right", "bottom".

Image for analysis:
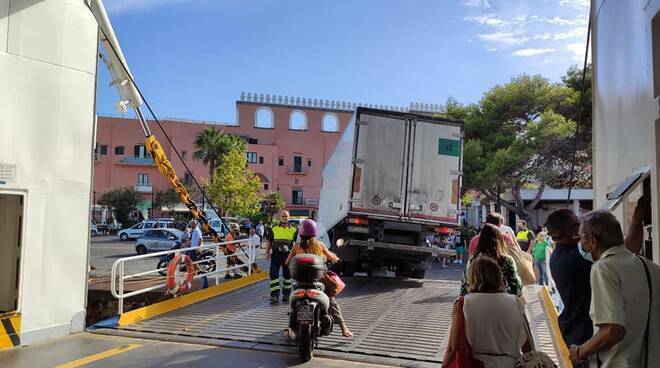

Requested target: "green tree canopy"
[
  {"left": 207, "top": 148, "right": 261, "bottom": 218},
  {"left": 260, "top": 192, "right": 285, "bottom": 224},
  {"left": 454, "top": 66, "right": 592, "bottom": 228},
  {"left": 98, "top": 187, "right": 141, "bottom": 227},
  {"left": 193, "top": 127, "right": 247, "bottom": 179},
  {"left": 154, "top": 188, "right": 179, "bottom": 210}
]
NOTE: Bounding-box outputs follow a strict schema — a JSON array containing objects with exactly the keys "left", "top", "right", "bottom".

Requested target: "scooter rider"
[{"left": 265, "top": 211, "right": 297, "bottom": 304}]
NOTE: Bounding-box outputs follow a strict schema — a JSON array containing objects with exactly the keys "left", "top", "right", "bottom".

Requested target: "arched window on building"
[
  {"left": 255, "top": 107, "right": 274, "bottom": 128},
  {"left": 289, "top": 110, "right": 307, "bottom": 130},
  {"left": 322, "top": 113, "right": 339, "bottom": 132}
]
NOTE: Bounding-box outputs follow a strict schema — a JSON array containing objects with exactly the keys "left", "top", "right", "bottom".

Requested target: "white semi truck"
[{"left": 318, "top": 108, "right": 463, "bottom": 278}]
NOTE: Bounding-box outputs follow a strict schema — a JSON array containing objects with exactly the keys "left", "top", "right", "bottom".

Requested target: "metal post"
[
  {"left": 93, "top": 190, "right": 97, "bottom": 222},
  {"left": 215, "top": 244, "right": 220, "bottom": 286},
  {"left": 248, "top": 243, "right": 253, "bottom": 276},
  {"left": 151, "top": 191, "right": 155, "bottom": 219},
  {"left": 118, "top": 261, "right": 124, "bottom": 315}
]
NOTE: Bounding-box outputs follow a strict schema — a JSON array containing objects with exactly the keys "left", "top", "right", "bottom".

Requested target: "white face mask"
[{"left": 578, "top": 242, "right": 593, "bottom": 262}]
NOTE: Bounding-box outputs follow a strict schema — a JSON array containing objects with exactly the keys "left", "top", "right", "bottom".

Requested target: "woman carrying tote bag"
[{"left": 445, "top": 256, "right": 532, "bottom": 368}]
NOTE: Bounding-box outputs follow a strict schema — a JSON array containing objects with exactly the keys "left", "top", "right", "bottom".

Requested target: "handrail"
[{"left": 110, "top": 239, "right": 256, "bottom": 314}]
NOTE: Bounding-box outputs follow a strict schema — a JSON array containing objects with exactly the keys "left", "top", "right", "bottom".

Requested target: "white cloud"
[
  {"left": 461, "top": 0, "right": 491, "bottom": 8},
  {"left": 547, "top": 16, "right": 588, "bottom": 26},
  {"left": 559, "top": 0, "right": 589, "bottom": 8},
  {"left": 512, "top": 48, "right": 556, "bottom": 57},
  {"left": 533, "top": 32, "right": 552, "bottom": 40},
  {"left": 486, "top": 47, "right": 498, "bottom": 52},
  {"left": 463, "top": 14, "right": 507, "bottom": 27},
  {"left": 553, "top": 27, "right": 586, "bottom": 40},
  {"left": 105, "top": 0, "right": 193, "bottom": 14},
  {"left": 477, "top": 32, "right": 528, "bottom": 45},
  {"left": 566, "top": 42, "right": 587, "bottom": 60}
]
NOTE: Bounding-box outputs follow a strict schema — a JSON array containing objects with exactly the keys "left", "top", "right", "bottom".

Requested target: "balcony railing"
[
  {"left": 134, "top": 184, "right": 153, "bottom": 193},
  {"left": 116, "top": 156, "right": 155, "bottom": 166},
  {"left": 286, "top": 166, "right": 310, "bottom": 175}
]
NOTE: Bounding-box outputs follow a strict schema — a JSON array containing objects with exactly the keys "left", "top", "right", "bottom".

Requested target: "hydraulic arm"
[{"left": 89, "top": 0, "right": 257, "bottom": 271}]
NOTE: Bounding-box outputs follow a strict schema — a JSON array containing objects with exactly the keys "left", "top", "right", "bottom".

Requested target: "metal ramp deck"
[{"left": 116, "top": 277, "right": 458, "bottom": 364}]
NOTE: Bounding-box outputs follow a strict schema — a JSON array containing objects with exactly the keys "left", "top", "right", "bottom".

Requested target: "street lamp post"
[{"left": 151, "top": 191, "right": 155, "bottom": 219}]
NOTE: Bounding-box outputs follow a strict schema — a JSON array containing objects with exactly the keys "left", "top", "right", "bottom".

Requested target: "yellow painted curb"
[
  {"left": 118, "top": 272, "right": 267, "bottom": 326},
  {"left": 539, "top": 287, "right": 572, "bottom": 368},
  {"left": 54, "top": 343, "right": 141, "bottom": 368},
  {"left": 0, "top": 312, "right": 20, "bottom": 350}
]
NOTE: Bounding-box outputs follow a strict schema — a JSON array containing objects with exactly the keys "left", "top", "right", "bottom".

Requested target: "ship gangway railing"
[{"left": 110, "top": 239, "right": 256, "bottom": 315}]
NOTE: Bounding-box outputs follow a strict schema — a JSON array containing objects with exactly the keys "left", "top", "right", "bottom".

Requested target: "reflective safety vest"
[
  {"left": 272, "top": 225, "right": 297, "bottom": 252},
  {"left": 516, "top": 230, "right": 531, "bottom": 242}
]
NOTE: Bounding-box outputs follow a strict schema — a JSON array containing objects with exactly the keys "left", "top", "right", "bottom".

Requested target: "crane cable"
[
  {"left": 86, "top": 3, "right": 252, "bottom": 259},
  {"left": 566, "top": 6, "right": 592, "bottom": 204}
]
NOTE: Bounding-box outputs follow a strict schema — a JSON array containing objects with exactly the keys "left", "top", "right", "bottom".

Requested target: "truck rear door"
[
  {"left": 350, "top": 111, "right": 409, "bottom": 217},
  {"left": 405, "top": 118, "right": 462, "bottom": 224}
]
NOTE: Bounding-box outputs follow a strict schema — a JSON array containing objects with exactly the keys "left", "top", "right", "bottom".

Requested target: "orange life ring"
[{"left": 166, "top": 254, "right": 195, "bottom": 295}]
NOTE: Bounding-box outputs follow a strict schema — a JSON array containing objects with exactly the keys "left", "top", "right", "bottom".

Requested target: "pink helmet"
[{"left": 299, "top": 219, "right": 317, "bottom": 237}]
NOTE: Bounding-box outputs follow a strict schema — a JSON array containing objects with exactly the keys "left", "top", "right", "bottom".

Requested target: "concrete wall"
[
  {"left": 0, "top": 0, "right": 98, "bottom": 343},
  {"left": 592, "top": 0, "right": 660, "bottom": 262}
]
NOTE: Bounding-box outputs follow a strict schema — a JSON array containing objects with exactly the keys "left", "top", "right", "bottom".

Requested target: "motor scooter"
[
  {"left": 157, "top": 241, "right": 216, "bottom": 276},
  {"left": 287, "top": 254, "right": 333, "bottom": 361}
]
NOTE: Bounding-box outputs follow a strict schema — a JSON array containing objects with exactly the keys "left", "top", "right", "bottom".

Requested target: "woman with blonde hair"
[
  {"left": 460, "top": 223, "right": 522, "bottom": 296},
  {"left": 443, "top": 256, "right": 532, "bottom": 368}
]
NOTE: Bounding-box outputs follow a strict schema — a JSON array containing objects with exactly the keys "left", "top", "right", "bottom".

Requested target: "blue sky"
[{"left": 98, "top": 0, "right": 589, "bottom": 122}]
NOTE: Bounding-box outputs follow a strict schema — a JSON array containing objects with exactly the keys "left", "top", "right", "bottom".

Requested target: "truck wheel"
[
  {"left": 397, "top": 263, "right": 413, "bottom": 278},
  {"left": 412, "top": 269, "right": 426, "bottom": 279},
  {"left": 342, "top": 262, "right": 357, "bottom": 277}
]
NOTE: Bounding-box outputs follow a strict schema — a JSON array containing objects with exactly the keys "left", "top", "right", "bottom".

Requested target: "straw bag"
[{"left": 507, "top": 246, "right": 536, "bottom": 286}]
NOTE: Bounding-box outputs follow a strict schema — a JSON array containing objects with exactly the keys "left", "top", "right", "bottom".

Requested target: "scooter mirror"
[{"left": 336, "top": 238, "right": 346, "bottom": 247}]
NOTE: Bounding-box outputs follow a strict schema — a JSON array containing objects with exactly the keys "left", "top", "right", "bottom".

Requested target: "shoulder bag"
[{"left": 507, "top": 246, "right": 536, "bottom": 286}]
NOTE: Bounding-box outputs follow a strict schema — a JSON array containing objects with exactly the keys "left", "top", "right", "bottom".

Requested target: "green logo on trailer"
[{"left": 438, "top": 138, "right": 460, "bottom": 157}]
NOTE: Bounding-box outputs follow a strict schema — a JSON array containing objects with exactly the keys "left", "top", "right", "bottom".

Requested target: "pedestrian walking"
[
  {"left": 247, "top": 227, "right": 261, "bottom": 263},
  {"left": 544, "top": 209, "right": 593, "bottom": 351},
  {"left": 265, "top": 211, "right": 297, "bottom": 304},
  {"left": 460, "top": 223, "right": 522, "bottom": 296},
  {"left": 531, "top": 232, "right": 552, "bottom": 285},
  {"left": 188, "top": 220, "right": 208, "bottom": 289},
  {"left": 256, "top": 220, "right": 265, "bottom": 240},
  {"left": 570, "top": 210, "right": 660, "bottom": 367},
  {"left": 516, "top": 220, "right": 535, "bottom": 252},
  {"left": 443, "top": 256, "right": 532, "bottom": 367}
]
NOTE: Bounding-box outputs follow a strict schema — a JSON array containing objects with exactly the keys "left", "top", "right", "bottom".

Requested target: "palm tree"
[{"left": 193, "top": 127, "right": 247, "bottom": 179}]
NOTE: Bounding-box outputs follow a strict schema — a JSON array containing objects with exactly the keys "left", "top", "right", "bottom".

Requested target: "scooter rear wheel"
[{"left": 298, "top": 324, "right": 313, "bottom": 362}]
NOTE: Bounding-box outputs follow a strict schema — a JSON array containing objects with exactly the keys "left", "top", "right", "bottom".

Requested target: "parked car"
[
  {"left": 117, "top": 219, "right": 176, "bottom": 241},
  {"left": 135, "top": 228, "right": 184, "bottom": 255},
  {"left": 91, "top": 223, "right": 98, "bottom": 237},
  {"left": 208, "top": 218, "right": 230, "bottom": 239}
]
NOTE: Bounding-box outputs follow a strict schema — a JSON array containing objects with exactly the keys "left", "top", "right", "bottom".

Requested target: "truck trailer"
[{"left": 317, "top": 108, "right": 463, "bottom": 278}]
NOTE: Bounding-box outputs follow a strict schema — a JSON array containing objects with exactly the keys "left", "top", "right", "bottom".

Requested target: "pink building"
[{"left": 93, "top": 93, "right": 443, "bottom": 220}]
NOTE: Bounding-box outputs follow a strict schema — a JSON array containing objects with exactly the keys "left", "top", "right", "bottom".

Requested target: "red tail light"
[
  {"left": 296, "top": 257, "right": 315, "bottom": 265},
  {"left": 293, "top": 290, "right": 305, "bottom": 297},
  {"left": 306, "top": 290, "right": 320, "bottom": 297},
  {"left": 347, "top": 217, "right": 368, "bottom": 225}
]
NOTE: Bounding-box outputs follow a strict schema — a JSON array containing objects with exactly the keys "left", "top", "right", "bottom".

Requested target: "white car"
[
  {"left": 117, "top": 220, "right": 175, "bottom": 241},
  {"left": 208, "top": 219, "right": 230, "bottom": 239}
]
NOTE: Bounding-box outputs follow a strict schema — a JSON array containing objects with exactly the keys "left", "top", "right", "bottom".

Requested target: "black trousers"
[{"left": 269, "top": 250, "right": 292, "bottom": 297}]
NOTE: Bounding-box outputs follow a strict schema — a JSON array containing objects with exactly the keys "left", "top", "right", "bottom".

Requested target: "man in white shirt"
[
  {"left": 247, "top": 228, "right": 261, "bottom": 263},
  {"left": 188, "top": 220, "right": 208, "bottom": 289},
  {"left": 256, "top": 220, "right": 265, "bottom": 240},
  {"left": 571, "top": 210, "right": 660, "bottom": 367}
]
